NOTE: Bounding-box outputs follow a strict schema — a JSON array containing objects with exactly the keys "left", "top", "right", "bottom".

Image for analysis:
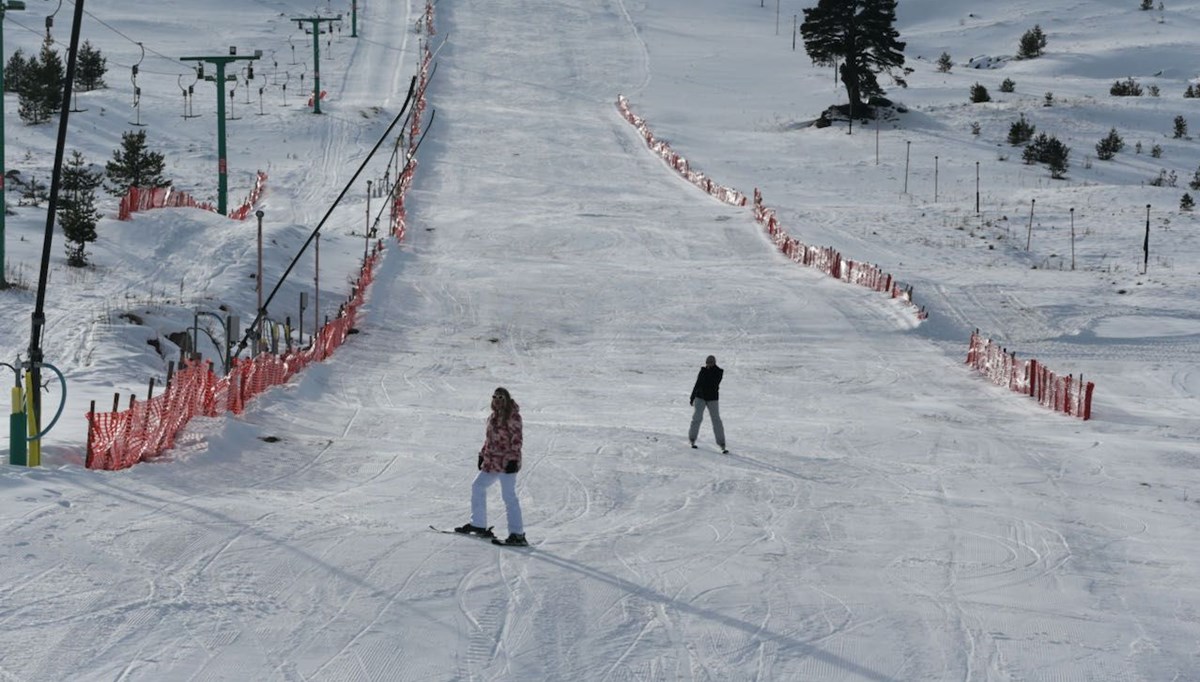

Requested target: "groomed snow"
[{"left": 0, "top": 0, "right": 1198, "bottom": 679}]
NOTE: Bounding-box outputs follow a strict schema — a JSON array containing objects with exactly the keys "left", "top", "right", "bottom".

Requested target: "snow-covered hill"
[{"left": 0, "top": 0, "right": 1197, "bottom": 679}]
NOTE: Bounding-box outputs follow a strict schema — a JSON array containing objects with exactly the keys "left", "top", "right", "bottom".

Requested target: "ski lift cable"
[
  {"left": 3, "top": 16, "right": 52, "bottom": 40},
  {"left": 42, "top": 0, "right": 243, "bottom": 73},
  {"left": 234, "top": 76, "right": 419, "bottom": 358},
  {"left": 23, "top": 1, "right": 326, "bottom": 82},
  {"left": 57, "top": 0, "right": 200, "bottom": 69},
  {"left": 7, "top": 11, "right": 188, "bottom": 76},
  {"left": 4, "top": 30, "right": 188, "bottom": 82}
]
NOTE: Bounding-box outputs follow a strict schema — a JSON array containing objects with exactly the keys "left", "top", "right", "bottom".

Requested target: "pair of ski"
[{"left": 429, "top": 525, "right": 530, "bottom": 548}]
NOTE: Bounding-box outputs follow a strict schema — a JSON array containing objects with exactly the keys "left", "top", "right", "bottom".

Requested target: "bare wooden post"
[
  {"left": 903, "top": 141, "right": 911, "bottom": 193},
  {"left": 1143, "top": 204, "right": 1151, "bottom": 274},
  {"left": 975, "top": 162, "right": 980, "bottom": 215},
  {"left": 87, "top": 400, "right": 96, "bottom": 467},
  {"left": 256, "top": 210, "right": 265, "bottom": 354},
  {"left": 1026, "top": 198, "right": 1036, "bottom": 250},
  {"left": 1070, "top": 208, "right": 1076, "bottom": 270},
  {"left": 299, "top": 292, "right": 308, "bottom": 348},
  {"left": 314, "top": 232, "right": 321, "bottom": 338}
]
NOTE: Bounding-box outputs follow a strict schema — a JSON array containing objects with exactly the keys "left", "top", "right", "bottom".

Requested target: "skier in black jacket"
[{"left": 688, "top": 355, "right": 727, "bottom": 454}]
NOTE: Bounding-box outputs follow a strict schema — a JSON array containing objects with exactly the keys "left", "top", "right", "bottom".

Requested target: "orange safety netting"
[
  {"left": 117, "top": 186, "right": 215, "bottom": 220},
  {"left": 86, "top": 248, "right": 383, "bottom": 470},
  {"left": 966, "top": 330, "right": 1094, "bottom": 420},
  {"left": 751, "top": 187, "right": 926, "bottom": 317},
  {"left": 616, "top": 95, "right": 747, "bottom": 208},
  {"left": 616, "top": 94, "right": 927, "bottom": 321},
  {"left": 391, "top": 39, "right": 432, "bottom": 240},
  {"left": 118, "top": 171, "right": 268, "bottom": 222},
  {"left": 84, "top": 3, "right": 440, "bottom": 471},
  {"left": 227, "top": 171, "right": 269, "bottom": 221}
]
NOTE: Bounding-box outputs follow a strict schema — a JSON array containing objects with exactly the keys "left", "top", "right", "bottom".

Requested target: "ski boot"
[{"left": 454, "top": 523, "right": 496, "bottom": 539}]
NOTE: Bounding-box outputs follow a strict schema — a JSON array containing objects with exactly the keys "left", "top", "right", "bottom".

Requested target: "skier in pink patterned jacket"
[{"left": 455, "top": 387, "right": 528, "bottom": 546}]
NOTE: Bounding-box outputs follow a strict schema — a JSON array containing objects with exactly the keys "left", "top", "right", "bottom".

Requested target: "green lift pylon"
[
  {"left": 0, "top": 0, "right": 27, "bottom": 290},
  {"left": 180, "top": 48, "right": 261, "bottom": 215},
  {"left": 292, "top": 15, "right": 341, "bottom": 114}
]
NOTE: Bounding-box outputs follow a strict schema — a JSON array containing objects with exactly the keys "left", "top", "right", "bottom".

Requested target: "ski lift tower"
[
  {"left": 292, "top": 14, "right": 341, "bottom": 114},
  {"left": 180, "top": 47, "right": 261, "bottom": 215},
  {"left": 0, "top": 0, "right": 26, "bottom": 289}
]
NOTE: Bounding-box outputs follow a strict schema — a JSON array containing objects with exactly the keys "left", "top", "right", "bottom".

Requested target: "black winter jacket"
[{"left": 690, "top": 365, "right": 723, "bottom": 403}]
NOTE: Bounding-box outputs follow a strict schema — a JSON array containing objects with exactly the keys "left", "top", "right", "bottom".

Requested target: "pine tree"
[
  {"left": 105, "top": 129, "right": 169, "bottom": 195},
  {"left": 1095, "top": 127, "right": 1125, "bottom": 160},
  {"left": 1110, "top": 77, "right": 1143, "bottom": 96},
  {"left": 1007, "top": 114, "right": 1035, "bottom": 146},
  {"left": 4, "top": 48, "right": 31, "bottom": 93},
  {"left": 22, "top": 175, "right": 48, "bottom": 207},
  {"left": 1021, "top": 133, "right": 1070, "bottom": 178},
  {"left": 59, "top": 151, "right": 102, "bottom": 267},
  {"left": 800, "top": 0, "right": 907, "bottom": 119},
  {"left": 1042, "top": 137, "right": 1070, "bottom": 179},
  {"left": 17, "top": 37, "right": 64, "bottom": 125},
  {"left": 969, "top": 83, "right": 990, "bottom": 103},
  {"left": 1017, "top": 25, "right": 1047, "bottom": 59},
  {"left": 74, "top": 41, "right": 108, "bottom": 91}
]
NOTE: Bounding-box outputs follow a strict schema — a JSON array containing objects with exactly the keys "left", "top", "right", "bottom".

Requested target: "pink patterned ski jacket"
[{"left": 479, "top": 406, "right": 523, "bottom": 473}]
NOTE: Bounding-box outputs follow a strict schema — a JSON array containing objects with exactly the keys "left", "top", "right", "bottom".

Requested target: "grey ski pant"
[{"left": 688, "top": 398, "right": 725, "bottom": 447}]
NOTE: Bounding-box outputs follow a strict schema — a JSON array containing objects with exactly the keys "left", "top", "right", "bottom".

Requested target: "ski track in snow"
[{"left": 0, "top": 0, "right": 1198, "bottom": 679}]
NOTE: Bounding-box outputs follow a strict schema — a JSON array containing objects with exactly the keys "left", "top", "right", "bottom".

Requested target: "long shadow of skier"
[{"left": 518, "top": 546, "right": 895, "bottom": 681}]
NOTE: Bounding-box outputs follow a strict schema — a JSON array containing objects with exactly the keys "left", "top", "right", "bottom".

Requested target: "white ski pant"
[
  {"left": 471, "top": 471, "right": 524, "bottom": 535},
  {"left": 689, "top": 398, "right": 725, "bottom": 447}
]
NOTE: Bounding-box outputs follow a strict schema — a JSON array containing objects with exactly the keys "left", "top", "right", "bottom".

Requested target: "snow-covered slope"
[{"left": 0, "top": 0, "right": 1196, "bottom": 679}]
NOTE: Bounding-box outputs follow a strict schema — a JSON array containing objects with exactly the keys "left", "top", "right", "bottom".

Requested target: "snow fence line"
[
  {"left": 616, "top": 95, "right": 1098, "bottom": 421},
  {"left": 966, "top": 330, "right": 1094, "bottom": 420},
  {"left": 84, "top": 3, "right": 439, "bottom": 470},
  {"left": 117, "top": 171, "right": 268, "bottom": 222},
  {"left": 86, "top": 248, "right": 381, "bottom": 470},
  {"left": 614, "top": 94, "right": 927, "bottom": 318}
]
